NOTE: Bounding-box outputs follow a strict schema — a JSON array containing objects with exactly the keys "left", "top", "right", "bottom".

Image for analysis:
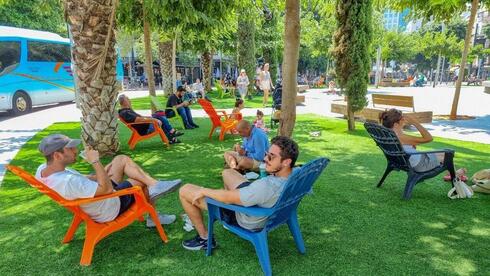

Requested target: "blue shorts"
[{"left": 112, "top": 180, "right": 135, "bottom": 216}]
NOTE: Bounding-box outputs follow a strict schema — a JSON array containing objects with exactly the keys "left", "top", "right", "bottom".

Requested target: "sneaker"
[
  {"left": 146, "top": 213, "right": 176, "bottom": 227},
  {"left": 191, "top": 123, "right": 199, "bottom": 128},
  {"left": 172, "top": 131, "right": 184, "bottom": 137},
  {"left": 185, "top": 125, "right": 195, "bottom": 129},
  {"left": 182, "top": 235, "right": 217, "bottom": 251},
  {"left": 169, "top": 138, "right": 181, "bottom": 144},
  {"left": 149, "top": 179, "right": 182, "bottom": 201}
]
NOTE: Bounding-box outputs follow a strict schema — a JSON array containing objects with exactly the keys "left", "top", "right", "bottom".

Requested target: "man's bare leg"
[
  {"left": 179, "top": 184, "right": 208, "bottom": 238},
  {"left": 224, "top": 151, "right": 239, "bottom": 169},
  {"left": 125, "top": 178, "right": 153, "bottom": 204},
  {"left": 236, "top": 157, "right": 254, "bottom": 171},
  {"left": 106, "top": 155, "right": 157, "bottom": 186},
  {"left": 222, "top": 169, "right": 247, "bottom": 190}
]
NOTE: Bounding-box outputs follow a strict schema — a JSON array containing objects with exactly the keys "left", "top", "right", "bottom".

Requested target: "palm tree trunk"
[
  {"left": 172, "top": 38, "right": 177, "bottom": 92},
  {"left": 65, "top": 0, "right": 120, "bottom": 155},
  {"left": 279, "top": 0, "right": 300, "bottom": 137},
  {"left": 143, "top": 8, "right": 156, "bottom": 113},
  {"left": 201, "top": 51, "right": 212, "bottom": 92},
  {"left": 451, "top": 0, "right": 479, "bottom": 119},
  {"left": 159, "top": 39, "right": 173, "bottom": 96}
]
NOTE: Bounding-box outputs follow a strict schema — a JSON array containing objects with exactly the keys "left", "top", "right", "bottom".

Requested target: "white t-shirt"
[{"left": 35, "top": 164, "right": 120, "bottom": 223}]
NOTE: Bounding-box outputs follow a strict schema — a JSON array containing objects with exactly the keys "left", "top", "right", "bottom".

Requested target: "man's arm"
[
  {"left": 85, "top": 147, "right": 113, "bottom": 196},
  {"left": 193, "top": 188, "right": 242, "bottom": 206}
]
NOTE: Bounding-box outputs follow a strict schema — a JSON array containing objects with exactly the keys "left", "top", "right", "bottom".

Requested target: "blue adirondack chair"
[{"left": 205, "top": 157, "right": 329, "bottom": 276}]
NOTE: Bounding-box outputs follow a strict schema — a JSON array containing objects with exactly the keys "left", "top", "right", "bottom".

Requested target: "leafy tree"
[
  {"left": 0, "top": 0, "right": 66, "bottom": 35},
  {"left": 392, "top": 0, "right": 488, "bottom": 119},
  {"left": 380, "top": 31, "right": 416, "bottom": 64},
  {"left": 333, "top": 0, "right": 373, "bottom": 131},
  {"left": 237, "top": 7, "right": 256, "bottom": 96}
]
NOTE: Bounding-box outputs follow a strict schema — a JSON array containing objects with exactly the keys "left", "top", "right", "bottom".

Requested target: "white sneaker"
[
  {"left": 146, "top": 213, "right": 176, "bottom": 227},
  {"left": 148, "top": 179, "right": 182, "bottom": 201}
]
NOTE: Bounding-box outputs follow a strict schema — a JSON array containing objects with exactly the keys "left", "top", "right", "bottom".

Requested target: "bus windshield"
[{"left": 0, "top": 41, "right": 21, "bottom": 76}]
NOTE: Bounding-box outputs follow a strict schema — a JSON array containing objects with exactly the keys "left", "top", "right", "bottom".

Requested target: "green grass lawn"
[
  {"left": 130, "top": 92, "right": 264, "bottom": 111},
  {"left": 1, "top": 115, "right": 489, "bottom": 275}
]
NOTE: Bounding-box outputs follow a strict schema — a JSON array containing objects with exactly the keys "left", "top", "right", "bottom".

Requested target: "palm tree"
[{"left": 64, "top": 0, "right": 120, "bottom": 155}]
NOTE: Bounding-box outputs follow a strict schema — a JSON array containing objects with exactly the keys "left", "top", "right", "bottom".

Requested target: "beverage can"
[{"left": 259, "top": 162, "right": 267, "bottom": 178}]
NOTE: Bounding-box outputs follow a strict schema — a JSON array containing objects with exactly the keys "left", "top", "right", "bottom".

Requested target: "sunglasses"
[{"left": 265, "top": 152, "right": 278, "bottom": 161}]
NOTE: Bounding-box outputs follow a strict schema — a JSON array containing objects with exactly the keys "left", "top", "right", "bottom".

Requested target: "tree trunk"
[
  {"left": 201, "top": 51, "right": 212, "bottom": 92},
  {"left": 434, "top": 51, "right": 441, "bottom": 88},
  {"left": 279, "top": 0, "right": 300, "bottom": 137},
  {"left": 172, "top": 38, "right": 177, "bottom": 92},
  {"left": 451, "top": 0, "right": 479, "bottom": 119},
  {"left": 158, "top": 39, "right": 173, "bottom": 96},
  {"left": 143, "top": 9, "right": 156, "bottom": 112},
  {"left": 65, "top": 0, "right": 120, "bottom": 155}
]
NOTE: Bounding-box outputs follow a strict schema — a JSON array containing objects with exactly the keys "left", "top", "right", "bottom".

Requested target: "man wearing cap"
[
  {"left": 35, "top": 134, "right": 181, "bottom": 226},
  {"left": 224, "top": 120, "right": 269, "bottom": 172}
]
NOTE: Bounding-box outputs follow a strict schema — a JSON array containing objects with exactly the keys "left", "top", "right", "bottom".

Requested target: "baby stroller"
[{"left": 270, "top": 79, "right": 282, "bottom": 128}]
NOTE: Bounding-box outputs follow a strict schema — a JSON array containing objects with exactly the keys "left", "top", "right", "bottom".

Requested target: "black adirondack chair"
[{"left": 364, "top": 122, "right": 456, "bottom": 199}]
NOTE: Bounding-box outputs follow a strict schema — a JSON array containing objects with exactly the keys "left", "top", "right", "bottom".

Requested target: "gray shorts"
[{"left": 412, "top": 153, "right": 440, "bottom": 172}]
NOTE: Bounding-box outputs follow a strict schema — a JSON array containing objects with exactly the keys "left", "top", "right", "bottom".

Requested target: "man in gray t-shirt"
[{"left": 179, "top": 136, "right": 299, "bottom": 251}]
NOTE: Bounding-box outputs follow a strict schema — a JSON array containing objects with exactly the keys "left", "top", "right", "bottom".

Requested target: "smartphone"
[{"left": 79, "top": 150, "right": 87, "bottom": 161}]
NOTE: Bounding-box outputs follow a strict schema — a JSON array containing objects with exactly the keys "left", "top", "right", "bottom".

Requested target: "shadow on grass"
[{"left": 0, "top": 115, "right": 489, "bottom": 275}]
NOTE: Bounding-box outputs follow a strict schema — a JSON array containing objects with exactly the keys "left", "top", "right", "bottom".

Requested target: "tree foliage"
[
  {"left": 333, "top": 0, "right": 373, "bottom": 130},
  {"left": 0, "top": 0, "right": 66, "bottom": 35}
]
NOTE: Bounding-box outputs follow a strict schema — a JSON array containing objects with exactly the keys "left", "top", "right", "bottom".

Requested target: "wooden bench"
[
  {"left": 297, "top": 85, "right": 309, "bottom": 93},
  {"left": 331, "top": 94, "right": 433, "bottom": 123}
]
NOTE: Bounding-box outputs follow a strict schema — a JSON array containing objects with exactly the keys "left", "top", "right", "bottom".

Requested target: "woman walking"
[
  {"left": 236, "top": 69, "right": 250, "bottom": 100},
  {"left": 259, "top": 63, "right": 273, "bottom": 106}
]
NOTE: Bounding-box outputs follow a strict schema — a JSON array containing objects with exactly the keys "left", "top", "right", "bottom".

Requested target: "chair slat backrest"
[
  {"left": 6, "top": 165, "right": 91, "bottom": 219},
  {"left": 197, "top": 99, "right": 222, "bottom": 126},
  {"left": 265, "top": 158, "right": 329, "bottom": 231},
  {"left": 6, "top": 165, "right": 71, "bottom": 205},
  {"left": 363, "top": 122, "right": 411, "bottom": 170}
]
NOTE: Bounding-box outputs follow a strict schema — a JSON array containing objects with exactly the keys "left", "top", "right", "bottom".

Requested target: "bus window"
[
  {"left": 27, "top": 41, "right": 71, "bottom": 62},
  {"left": 0, "top": 41, "right": 21, "bottom": 76}
]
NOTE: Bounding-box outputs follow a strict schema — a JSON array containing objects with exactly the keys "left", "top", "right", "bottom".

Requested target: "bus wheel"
[{"left": 11, "top": 92, "right": 31, "bottom": 115}]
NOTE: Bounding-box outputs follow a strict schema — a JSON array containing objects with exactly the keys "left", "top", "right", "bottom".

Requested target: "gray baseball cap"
[{"left": 38, "top": 134, "right": 81, "bottom": 156}]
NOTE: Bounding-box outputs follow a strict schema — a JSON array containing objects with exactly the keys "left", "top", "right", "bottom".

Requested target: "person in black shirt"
[
  {"left": 118, "top": 94, "right": 183, "bottom": 144},
  {"left": 166, "top": 86, "right": 199, "bottom": 129}
]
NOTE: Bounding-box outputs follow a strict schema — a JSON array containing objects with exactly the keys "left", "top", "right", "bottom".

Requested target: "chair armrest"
[
  {"left": 62, "top": 186, "right": 144, "bottom": 207},
  {"left": 216, "top": 110, "right": 229, "bottom": 119},
  {"left": 205, "top": 197, "right": 274, "bottom": 216}
]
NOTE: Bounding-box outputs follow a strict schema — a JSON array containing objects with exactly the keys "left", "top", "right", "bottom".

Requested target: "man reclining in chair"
[
  {"left": 179, "top": 136, "right": 299, "bottom": 250},
  {"left": 224, "top": 120, "right": 270, "bottom": 172},
  {"left": 118, "top": 94, "right": 183, "bottom": 144},
  {"left": 35, "top": 134, "right": 181, "bottom": 226}
]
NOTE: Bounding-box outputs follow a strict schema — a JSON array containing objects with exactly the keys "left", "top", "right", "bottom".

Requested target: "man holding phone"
[
  {"left": 166, "top": 86, "right": 199, "bottom": 129},
  {"left": 35, "top": 134, "right": 181, "bottom": 226}
]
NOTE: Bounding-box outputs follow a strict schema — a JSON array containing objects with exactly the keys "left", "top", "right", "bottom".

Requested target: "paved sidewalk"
[{"left": 1, "top": 86, "right": 489, "bottom": 184}]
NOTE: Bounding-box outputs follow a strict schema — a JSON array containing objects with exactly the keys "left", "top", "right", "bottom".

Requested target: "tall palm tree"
[{"left": 64, "top": 0, "right": 120, "bottom": 155}]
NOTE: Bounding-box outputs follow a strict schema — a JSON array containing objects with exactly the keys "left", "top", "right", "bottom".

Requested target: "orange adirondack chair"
[
  {"left": 197, "top": 99, "right": 238, "bottom": 141},
  {"left": 119, "top": 116, "right": 169, "bottom": 149},
  {"left": 5, "top": 165, "right": 168, "bottom": 266}
]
